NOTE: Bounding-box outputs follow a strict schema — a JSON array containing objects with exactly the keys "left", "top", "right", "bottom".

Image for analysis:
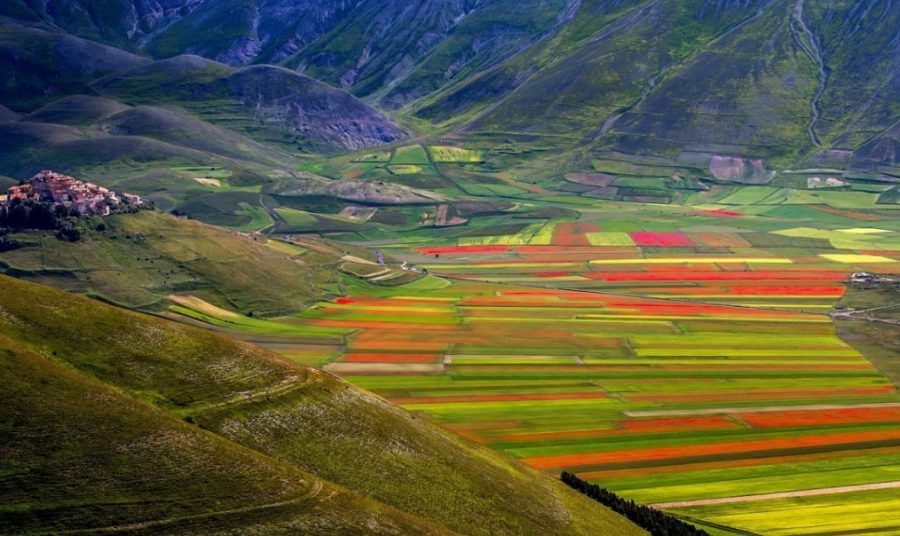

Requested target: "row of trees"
[
  {"left": 0, "top": 199, "right": 144, "bottom": 242},
  {"left": 561, "top": 472, "right": 710, "bottom": 536},
  {"left": 0, "top": 200, "right": 92, "bottom": 242}
]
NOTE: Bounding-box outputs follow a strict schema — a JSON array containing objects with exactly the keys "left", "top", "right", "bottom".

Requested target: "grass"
[
  {"left": 819, "top": 254, "right": 896, "bottom": 263},
  {"left": 429, "top": 146, "right": 485, "bottom": 163},
  {"left": 391, "top": 145, "right": 431, "bottom": 165},
  {"left": 0, "top": 211, "right": 342, "bottom": 315},
  {"left": 0, "top": 274, "right": 642, "bottom": 536},
  {"left": 388, "top": 164, "right": 425, "bottom": 174},
  {"left": 834, "top": 282, "right": 900, "bottom": 385},
  {"left": 195, "top": 243, "right": 900, "bottom": 536},
  {"left": 586, "top": 232, "right": 636, "bottom": 246},
  {"left": 677, "top": 488, "right": 900, "bottom": 536},
  {"left": 0, "top": 290, "right": 449, "bottom": 535},
  {"left": 274, "top": 207, "right": 318, "bottom": 227}
]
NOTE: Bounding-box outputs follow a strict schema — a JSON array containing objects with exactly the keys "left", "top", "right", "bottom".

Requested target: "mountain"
[
  {"left": 281, "top": 0, "right": 576, "bottom": 106},
  {"left": 2, "top": 0, "right": 358, "bottom": 65},
  {"left": 0, "top": 273, "right": 642, "bottom": 535},
  {"left": 417, "top": 0, "right": 899, "bottom": 170},
  {"left": 4, "top": 0, "right": 896, "bottom": 173},
  {"left": 92, "top": 55, "right": 408, "bottom": 151},
  {"left": 0, "top": 18, "right": 407, "bottom": 153},
  {"left": 5, "top": 0, "right": 573, "bottom": 104}
]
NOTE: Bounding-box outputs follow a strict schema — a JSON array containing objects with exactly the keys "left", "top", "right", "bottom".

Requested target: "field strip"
[
  {"left": 370, "top": 270, "right": 405, "bottom": 282},
  {"left": 341, "top": 254, "right": 378, "bottom": 265},
  {"left": 440, "top": 275, "right": 837, "bottom": 318},
  {"left": 588, "top": 258, "right": 793, "bottom": 265},
  {"left": 650, "top": 480, "right": 900, "bottom": 509},
  {"left": 325, "top": 362, "right": 445, "bottom": 374},
  {"left": 625, "top": 402, "right": 900, "bottom": 418}
]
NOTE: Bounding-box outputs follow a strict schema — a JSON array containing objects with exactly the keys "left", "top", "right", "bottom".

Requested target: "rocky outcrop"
[
  {"left": 709, "top": 156, "right": 775, "bottom": 184},
  {"left": 222, "top": 66, "right": 407, "bottom": 150},
  {"left": 270, "top": 177, "right": 445, "bottom": 205},
  {"left": 93, "top": 56, "right": 408, "bottom": 151},
  {"left": 0, "top": 105, "right": 20, "bottom": 121}
]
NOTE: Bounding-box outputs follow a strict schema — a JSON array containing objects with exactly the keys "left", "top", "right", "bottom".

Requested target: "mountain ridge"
[{"left": 3, "top": 1, "right": 897, "bottom": 172}]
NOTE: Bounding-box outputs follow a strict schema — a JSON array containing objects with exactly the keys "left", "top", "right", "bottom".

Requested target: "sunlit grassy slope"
[
  {"left": 0, "top": 322, "right": 448, "bottom": 535},
  {"left": 0, "top": 275, "right": 642, "bottom": 536},
  {"left": 0, "top": 211, "right": 343, "bottom": 314}
]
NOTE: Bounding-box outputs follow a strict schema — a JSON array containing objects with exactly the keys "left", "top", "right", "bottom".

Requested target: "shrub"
[{"left": 560, "top": 472, "right": 709, "bottom": 536}]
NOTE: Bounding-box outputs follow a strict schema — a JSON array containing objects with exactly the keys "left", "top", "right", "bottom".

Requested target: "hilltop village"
[{"left": 0, "top": 170, "right": 141, "bottom": 216}]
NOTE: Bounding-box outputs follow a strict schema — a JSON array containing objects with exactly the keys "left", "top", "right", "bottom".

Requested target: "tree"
[{"left": 560, "top": 472, "right": 709, "bottom": 536}]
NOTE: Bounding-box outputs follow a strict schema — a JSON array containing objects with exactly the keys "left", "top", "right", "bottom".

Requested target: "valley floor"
[{"left": 164, "top": 202, "right": 900, "bottom": 535}]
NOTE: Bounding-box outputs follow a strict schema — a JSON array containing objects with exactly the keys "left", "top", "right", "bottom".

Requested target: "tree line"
[
  {"left": 0, "top": 199, "right": 145, "bottom": 242},
  {"left": 561, "top": 472, "right": 710, "bottom": 536}
]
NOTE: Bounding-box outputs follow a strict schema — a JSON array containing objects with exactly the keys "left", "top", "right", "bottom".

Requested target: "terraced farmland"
[
  {"left": 159, "top": 199, "right": 900, "bottom": 535},
  {"left": 395, "top": 202, "right": 900, "bottom": 313},
  {"left": 168, "top": 262, "right": 900, "bottom": 535}
]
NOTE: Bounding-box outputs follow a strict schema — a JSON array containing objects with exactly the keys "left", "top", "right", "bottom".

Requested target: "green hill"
[
  {"left": 0, "top": 18, "right": 147, "bottom": 111},
  {"left": 92, "top": 58, "right": 408, "bottom": 153},
  {"left": 4, "top": 1, "right": 897, "bottom": 177},
  {"left": 0, "top": 211, "right": 345, "bottom": 314},
  {"left": 0, "top": 274, "right": 643, "bottom": 535},
  {"left": 0, "top": 18, "right": 407, "bottom": 154},
  {"left": 0, "top": 331, "right": 447, "bottom": 535}
]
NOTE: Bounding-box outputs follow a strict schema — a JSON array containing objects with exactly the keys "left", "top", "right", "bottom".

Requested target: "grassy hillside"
[
  {"left": 834, "top": 278, "right": 900, "bottom": 385},
  {"left": 0, "top": 211, "right": 343, "bottom": 314},
  {"left": 803, "top": 0, "right": 899, "bottom": 151},
  {"left": 3, "top": 1, "right": 897, "bottom": 174},
  {"left": 0, "top": 19, "right": 147, "bottom": 111},
  {"left": 0, "top": 274, "right": 642, "bottom": 535},
  {"left": 0, "top": 332, "right": 448, "bottom": 534},
  {"left": 410, "top": 0, "right": 898, "bottom": 171},
  {"left": 418, "top": 0, "right": 812, "bottom": 161}
]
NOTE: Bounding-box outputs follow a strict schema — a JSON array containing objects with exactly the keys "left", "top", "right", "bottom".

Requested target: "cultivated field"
[{"left": 163, "top": 195, "right": 900, "bottom": 535}]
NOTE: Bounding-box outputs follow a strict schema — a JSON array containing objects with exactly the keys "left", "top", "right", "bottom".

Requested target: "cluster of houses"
[
  {"left": 0, "top": 170, "right": 141, "bottom": 216},
  {"left": 850, "top": 272, "right": 879, "bottom": 284}
]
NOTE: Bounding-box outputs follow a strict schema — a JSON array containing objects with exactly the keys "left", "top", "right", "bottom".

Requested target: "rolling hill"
[
  {"left": 3, "top": 1, "right": 897, "bottom": 175},
  {"left": 0, "top": 18, "right": 407, "bottom": 153},
  {"left": 0, "top": 273, "right": 643, "bottom": 535},
  {"left": 0, "top": 330, "right": 448, "bottom": 535},
  {"left": 0, "top": 211, "right": 347, "bottom": 314},
  {"left": 91, "top": 55, "right": 408, "bottom": 152}
]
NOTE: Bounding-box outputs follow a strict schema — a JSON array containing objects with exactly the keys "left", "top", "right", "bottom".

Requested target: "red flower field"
[{"left": 629, "top": 232, "right": 695, "bottom": 247}]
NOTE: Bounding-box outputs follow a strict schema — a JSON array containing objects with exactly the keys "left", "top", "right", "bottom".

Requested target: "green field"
[
  {"left": 149, "top": 194, "right": 900, "bottom": 536},
  {"left": 0, "top": 274, "right": 642, "bottom": 536},
  {"left": 3, "top": 5, "right": 900, "bottom": 534}
]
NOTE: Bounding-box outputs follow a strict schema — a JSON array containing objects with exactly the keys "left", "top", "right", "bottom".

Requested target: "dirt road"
[{"left": 650, "top": 480, "right": 900, "bottom": 509}]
